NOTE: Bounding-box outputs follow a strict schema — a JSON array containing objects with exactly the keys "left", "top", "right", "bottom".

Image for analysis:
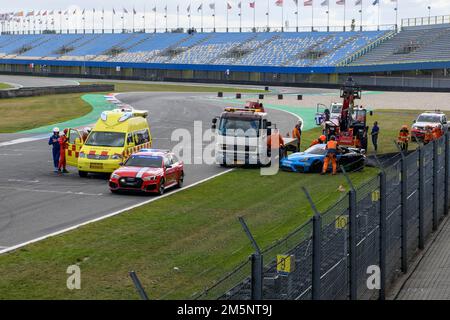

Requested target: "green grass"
[
  {"left": 368, "top": 109, "right": 450, "bottom": 154},
  {"left": 299, "top": 109, "right": 450, "bottom": 154},
  {"left": 0, "top": 83, "right": 13, "bottom": 90},
  {"left": 0, "top": 94, "right": 92, "bottom": 133},
  {"left": 82, "top": 81, "right": 266, "bottom": 93},
  {"left": 0, "top": 167, "right": 378, "bottom": 300}
]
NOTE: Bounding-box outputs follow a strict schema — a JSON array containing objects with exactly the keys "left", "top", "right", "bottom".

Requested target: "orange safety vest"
[
  {"left": 310, "top": 139, "right": 319, "bottom": 147},
  {"left": 267, "top": 133, "right": 285, "bottom": 148},
  {"left": 424, "top": 130, "right": 434, "bottom": 143},
  {"left": 433, "top": 127, "right": 442, "bottom": 140},
  {"left": 326, "top": 140, "right": 338, "bottom": 154},
  {"left": 398, "top": 129, "right": 409, "bottom": 143},
  {"left": 292, "top": 126, "right": 301, "bottom": 141}
]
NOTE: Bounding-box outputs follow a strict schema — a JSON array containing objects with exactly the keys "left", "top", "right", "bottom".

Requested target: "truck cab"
[{"left": 212, "top": 107, "right": 272, "bottom": 166}]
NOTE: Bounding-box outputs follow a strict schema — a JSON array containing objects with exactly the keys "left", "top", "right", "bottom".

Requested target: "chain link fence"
[{"left": 196, "top": 133, "right": 450, "bottom": 300}]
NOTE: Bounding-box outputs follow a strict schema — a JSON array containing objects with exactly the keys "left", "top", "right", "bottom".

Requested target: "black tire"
[
  {"left": 157, "top": 179, "right": 165, "bottom": 196},
  {"left": 177, "top": 172, "right": 184, "bottom": 188},
  {"left": 79, "top": 171, "right": 88, "bottom": 178},
  {"left": 310, "top": 161, "right": 323, "bottom": 173}
]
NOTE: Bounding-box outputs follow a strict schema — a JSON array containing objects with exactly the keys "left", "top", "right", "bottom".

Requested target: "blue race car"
[{"left": 280, "top": 144, "right": 366, "bottom": 173}]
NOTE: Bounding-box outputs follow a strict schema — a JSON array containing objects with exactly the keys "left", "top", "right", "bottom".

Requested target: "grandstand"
[
  {"left": 1, "top": 17, "right": 450, "bottom": 89},
  {"left": 0, "top": 30, "right": 389, "bottom": 67},
  {"left": 3, "top": 24, "right": 450, "bottom": 68},
  {"left": 349, "top": 24, "right": 450, "bottom": 65}
]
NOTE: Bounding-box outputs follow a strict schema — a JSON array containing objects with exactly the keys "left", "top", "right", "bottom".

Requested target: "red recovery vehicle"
[{"left": 318, "top": 77, "right": 370, "bottom": 151}]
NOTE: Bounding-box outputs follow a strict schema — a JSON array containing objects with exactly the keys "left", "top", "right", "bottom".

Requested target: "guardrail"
[{"left": 0, "top": 84, "right": 115, "bottom": 99}]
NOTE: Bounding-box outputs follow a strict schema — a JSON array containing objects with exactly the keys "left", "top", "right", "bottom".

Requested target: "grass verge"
[
  {"left": 0, "top": 83, "right": 13, "bottom": 90},
  {"left": 0, "top": 93, "right": 92, "bottom": 133},
  {"left": 300, "top": 109, "right": 450, "bottom": 154},
  {"left": 0, "top": 167, "right": 378, "bottom": 300}
]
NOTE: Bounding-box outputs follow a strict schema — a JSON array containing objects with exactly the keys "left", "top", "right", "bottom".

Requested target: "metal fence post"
[
  {"left": 340, "top": 167, "right": 357, "bottom": 300},
  {"left": 302, "top": 187, "right": 322, "bottom": 300},
  {"left": 400, "top": 154, "right": 408, "bottom": 273},
  {"left": 379, "top": 171, "right": 387, "bottom": 300},
  {"left": 312, "top": 213, "right": 322, "bottom": 300},
  {"left": 348, "top": 188, "right": 358, "bottom": 300},
  {"left": 250, "top": 253, "right": 263, "bottom": 300},
  {"left": 238, "top": 217, "right": 263, "bottom": 300},
  {"left": 419, "top": 147, "right": 426, "bottom": 250},
  {"left": 445, "top": 133, "right": 450, "bottom": 214},
  {"left": 394, "top": 141, "right": 409, "bottom": 274},
  {"left": 129, "top": 271, "right": 149, "bottom": 300},
  {"left": 433, "top": 140, "right": 439, "bottom": 231}
]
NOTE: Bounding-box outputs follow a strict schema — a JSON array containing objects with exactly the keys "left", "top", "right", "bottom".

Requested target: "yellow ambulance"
[{"left": 66, "top": 108, "right": 152, "bottom": 177}]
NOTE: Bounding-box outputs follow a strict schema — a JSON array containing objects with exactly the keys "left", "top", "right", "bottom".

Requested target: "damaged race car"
[
  {"left": 109, "top": 149, "right": 184, "bottom": 195},
  {"left": 280, "top": 144, "right": 366, "bottom": 173}
]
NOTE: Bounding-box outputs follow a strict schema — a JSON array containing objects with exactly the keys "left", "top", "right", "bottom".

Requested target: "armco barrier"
[
  {"left": 0, "top": 84, "right": 115, "bottom": 99},
  {"left": 196, "top": 133, "right": 450, "bottom": 300}
]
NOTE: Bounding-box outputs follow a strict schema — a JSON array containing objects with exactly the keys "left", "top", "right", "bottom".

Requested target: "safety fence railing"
[{"left": 196, "top": 133, "right": 450, "bottom": 300}]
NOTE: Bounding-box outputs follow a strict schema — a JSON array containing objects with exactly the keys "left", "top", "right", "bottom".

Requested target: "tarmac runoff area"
[
  {"left": 234, "top": 90, "right": 450, "bottom": 111},
  {"left": 0, "top": 90, "right": 298, "bottom": 251}
]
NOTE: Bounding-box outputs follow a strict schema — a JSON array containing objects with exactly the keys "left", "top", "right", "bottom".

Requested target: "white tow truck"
[{"left": 211, "top": 101, "right": 297, "bottom": 166}]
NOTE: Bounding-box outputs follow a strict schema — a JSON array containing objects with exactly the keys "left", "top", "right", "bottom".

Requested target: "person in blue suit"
[{"left": 48, "top": 127, "right": 60, "bottom": 173}]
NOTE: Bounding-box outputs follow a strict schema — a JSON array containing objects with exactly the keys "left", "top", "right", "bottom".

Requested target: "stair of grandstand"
[
  {"left": 163, "top": 33, "right": 257, "bottom": 65},
  {"left": 213, "top": 33, "right": 279, "bottom": 65},
  {"left": 0, "top": 34, "right": 45, "bottom": 55},
  {"left": 150, "top": 33, "right": 213, "bottom": 63},
  {"left": 109, "top": 33, "right": 190, "bottom": 63},
  {"left": 12, "top": 36, "right": 54, "bottom": 58},
  {"left": 21, "top": 34, "right": 83, "bottom": 58},
  {"left": 283, "top": 34, "right": 334, "bottom": 66},
  {"left": 54, "top": 34, "right": 101, "bottom": 59},
  {"left": 351, "top": 24, "right": 450, "bottom": 65}
]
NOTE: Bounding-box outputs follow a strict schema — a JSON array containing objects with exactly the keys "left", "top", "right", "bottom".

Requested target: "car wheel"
[
  {"left": 157, "top": 179, "right": 165, "bottom": 196},
  {"left": 311, "top": 161, "right": 323, "bottom": 173},
  {"left": 177, "top": 172, "right": 184, "bottom": 188},
  {"left": 79, "top": 171, "right": 88, "bottom": 178}
]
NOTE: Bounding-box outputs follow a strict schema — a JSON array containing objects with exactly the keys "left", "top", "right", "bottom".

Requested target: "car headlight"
[
  {"left": 110, "top": 173, "right": 120, "bottom": 180},
  {"left": 79, "top": 152, "right": 86, "bottom": 158},
  {"left": 142, "top": 175, "right": 158, "bottom": 181},
  {"left": 299, "top": 157, "right": 310, "bottom": 162},
  {"left": 110, "top": 154, "right": 123, "bottom": 160}
]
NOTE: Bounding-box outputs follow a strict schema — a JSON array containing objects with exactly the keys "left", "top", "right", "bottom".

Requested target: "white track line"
[
  {"left": 0, "top": 169, "right": 234, "bottom": 255},
  {"left": 0, "top": 135, "right": 47, "bottom": 147}
]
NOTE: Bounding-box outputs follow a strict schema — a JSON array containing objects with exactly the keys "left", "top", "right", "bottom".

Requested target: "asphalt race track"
[
  {"left": 0, "top": 75, "right": 79, "bottom": 88},
  {"left": 0, "top": 90, "right": 298, "bottom": 249}
]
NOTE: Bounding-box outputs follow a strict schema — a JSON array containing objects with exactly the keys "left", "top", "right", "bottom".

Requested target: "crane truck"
[{"left": 315, "top": 77, "right": 371, "bottom": 151}]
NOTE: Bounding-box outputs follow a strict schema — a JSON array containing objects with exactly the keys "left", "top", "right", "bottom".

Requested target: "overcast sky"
[{"left": 1, "top": 0, "right": 447, "bottom": 31}]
